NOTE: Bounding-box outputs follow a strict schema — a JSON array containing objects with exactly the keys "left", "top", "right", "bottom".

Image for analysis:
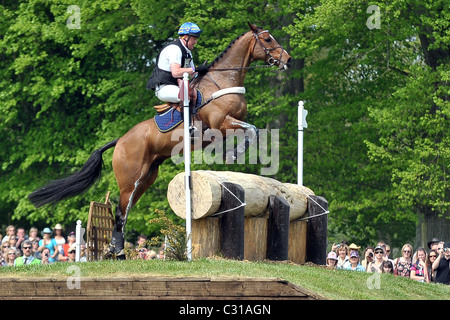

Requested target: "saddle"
[{"left": 154, "top": 79, "right": 198, "bottom": 114}]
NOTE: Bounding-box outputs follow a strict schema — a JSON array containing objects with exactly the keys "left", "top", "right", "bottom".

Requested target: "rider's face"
[{"left": 183, "top": 36, "right": 198, "bottom": 51}]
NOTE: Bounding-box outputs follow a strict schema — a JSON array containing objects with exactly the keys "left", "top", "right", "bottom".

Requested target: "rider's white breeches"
[{"left": 155, "top": 85, "right": 180, "bottom": 103}]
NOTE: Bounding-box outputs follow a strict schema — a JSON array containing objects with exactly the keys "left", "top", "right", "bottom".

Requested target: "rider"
[{"left": 147, "top": 22, "right": 208, "bottom": 104}]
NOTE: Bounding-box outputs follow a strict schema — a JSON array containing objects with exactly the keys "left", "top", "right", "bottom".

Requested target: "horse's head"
[{"left": 248, "top": 23, "right": 292, "bottom": 70}]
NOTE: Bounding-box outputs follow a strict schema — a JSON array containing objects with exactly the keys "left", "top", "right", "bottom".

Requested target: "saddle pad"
[
  {"left": 194, "top": 88, "right": 204, "bottom": 113},
  {"left": 153, "top": 89, "right": 204, "bottom": 133},
  {"left": 154, "top": 107, "right": 183, "bottom": 133}
]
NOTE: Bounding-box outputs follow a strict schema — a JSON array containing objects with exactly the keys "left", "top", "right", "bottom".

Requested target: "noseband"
[{"left": 252, "top": 30, "right": 285, "bottom": 67}]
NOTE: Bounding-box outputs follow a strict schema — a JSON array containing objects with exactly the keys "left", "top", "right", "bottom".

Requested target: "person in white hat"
[{"left": 326, "top": 251, "right": 338, "bottom": 269}]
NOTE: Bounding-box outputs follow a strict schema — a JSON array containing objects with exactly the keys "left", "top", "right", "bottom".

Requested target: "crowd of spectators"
[
  {"left": 326, "top": 238, "right": 450, "bottom": 285},
  {"left": 0, "top": 226, "right": 166, "bottom": 266},
  {"left": 132, "top": 234, "right": 165, "bottom": 260},
  {"left": 0, "top": 224, "right": 88, "bottom": 266},
  {"left": 3, "top": 224, "right": 449, "bottom": 286}
]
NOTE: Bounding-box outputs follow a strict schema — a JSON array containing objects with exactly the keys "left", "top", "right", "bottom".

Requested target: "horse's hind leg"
[
  {"left": 109, "top": 157, "right": 164, "bottom": 258},
  {"left": 110, "top": 181, "right": 144, "bottom": 259}
]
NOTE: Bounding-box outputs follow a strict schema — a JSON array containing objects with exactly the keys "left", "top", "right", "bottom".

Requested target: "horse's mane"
[{"left": 208, "top": 27, "right": 263, "bottom": 68}]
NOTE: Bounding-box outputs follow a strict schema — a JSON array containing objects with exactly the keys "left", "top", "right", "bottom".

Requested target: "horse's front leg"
[{"left": 220, "top": 115, "right": 259, "bottom": 164}]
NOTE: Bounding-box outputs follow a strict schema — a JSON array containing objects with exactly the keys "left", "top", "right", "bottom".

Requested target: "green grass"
[{"left": 1, "top": 258, "right": 449, "bottom": 300}]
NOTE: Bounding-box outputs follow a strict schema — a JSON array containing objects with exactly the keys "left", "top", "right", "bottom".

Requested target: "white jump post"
[
  {"left": 75, "top": 220, "right": 85, "bottom": 262},
  {"left": 298, "top": 101, "right": 308, "bottom": 186},
  {"left": 183, "top": 72, "right": 192, "bottom": 261}
]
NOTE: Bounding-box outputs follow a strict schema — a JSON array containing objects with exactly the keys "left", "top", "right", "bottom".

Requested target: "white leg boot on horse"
[{"left": 223, "top": 120, "right": 259, "bottom": 164}]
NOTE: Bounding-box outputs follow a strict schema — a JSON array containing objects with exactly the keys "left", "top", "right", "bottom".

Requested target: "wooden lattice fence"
[{"left": 86, "top": 192, "right": 114, "bottom": 261}]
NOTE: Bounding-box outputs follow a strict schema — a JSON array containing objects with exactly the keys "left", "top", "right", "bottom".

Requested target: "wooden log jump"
[
  {"left": 167, "top": 171, "right": 328, "bottom": 264},
  {"left": 168, "top": 170, "right": 314, "bottom": 220}
]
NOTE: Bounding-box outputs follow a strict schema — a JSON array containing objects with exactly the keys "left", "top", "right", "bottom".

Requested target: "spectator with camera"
[
  {"left": 433, "top": 242, "right": 450, "bottom": 285},
  {"left": 361, "top": 246, "right": 374, "bottom": 270},
  {"left": 367, "top": 245, "right": 385, "bottom": 273},
  {"left": 40, "top": 247, "right": 52, "bottom": 264},
  {"left": 436, "top": 241, "right": 445, "bottom": 254}
]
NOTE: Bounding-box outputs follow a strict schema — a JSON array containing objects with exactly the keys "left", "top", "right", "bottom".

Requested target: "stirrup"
[
  {"left": 189, "top": 125, "right": 200, "bottom": 144},
  {"left": 189, "top": 125, "right": 198, "bottom": 135},
  {"left": 189, "top": 125, "right": 200, "bottom": 143}
]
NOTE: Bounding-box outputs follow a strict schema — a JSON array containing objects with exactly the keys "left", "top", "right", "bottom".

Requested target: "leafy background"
[{"left": 1, "top": 0, "right": 448, "bottom": 251}]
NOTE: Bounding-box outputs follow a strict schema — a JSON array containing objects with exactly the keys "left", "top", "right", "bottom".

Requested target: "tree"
[
  {"left": 287, "top": 0, "right": 449, "bottom": 247},
  {"left": 365, "top": 1, "right": 450, "bottom": 246}
]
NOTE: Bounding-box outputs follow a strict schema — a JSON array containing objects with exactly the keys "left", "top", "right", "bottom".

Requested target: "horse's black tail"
[{"left": 28, "top": 139, "right": 119, "bottom": 208}]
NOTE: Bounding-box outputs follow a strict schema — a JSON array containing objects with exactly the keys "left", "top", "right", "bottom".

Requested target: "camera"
[
  {"left": 336, "top": 244, "right": 340, "bottom": 248},
  {"left": 44, "top": 253, "right": 49, "bottom": 258},
  {"left": 368, "top": 252, "right": 373, "bottom": 258}
]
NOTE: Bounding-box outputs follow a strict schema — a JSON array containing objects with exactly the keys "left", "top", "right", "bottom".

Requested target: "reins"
[{"left": 207, "top": 64, "right": 274, "bottom": 72}]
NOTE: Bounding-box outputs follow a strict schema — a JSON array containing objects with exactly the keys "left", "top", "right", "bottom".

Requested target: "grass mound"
[{"left": 1, "top": 258, "right": 449, "bottom": 300}]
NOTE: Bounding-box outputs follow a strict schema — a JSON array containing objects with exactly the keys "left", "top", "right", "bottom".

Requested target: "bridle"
[{"left": 251, "top": 29, "right": 285, "bottom": 67}]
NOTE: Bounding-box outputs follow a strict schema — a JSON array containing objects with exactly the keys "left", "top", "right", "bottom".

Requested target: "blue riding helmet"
[{"left": 178, "top": 22, "right": 202, "bottom": 37}]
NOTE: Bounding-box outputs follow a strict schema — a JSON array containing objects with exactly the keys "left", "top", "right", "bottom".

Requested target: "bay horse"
[{"left": 28, "top": 23, "right": 292, "bottom": 258}]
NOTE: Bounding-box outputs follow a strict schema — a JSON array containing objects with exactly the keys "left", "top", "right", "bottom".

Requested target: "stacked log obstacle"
[{"left": 167, "top": 171, "right": 328, "bottom": 264}]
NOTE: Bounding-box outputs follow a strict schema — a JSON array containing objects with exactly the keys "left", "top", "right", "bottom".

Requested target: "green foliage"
[
  {"left": 366, "top": 64, "right": 450, "bottom": 215},
  {"left": 148, "top": 209, "right": 190, "bottom": 261}
]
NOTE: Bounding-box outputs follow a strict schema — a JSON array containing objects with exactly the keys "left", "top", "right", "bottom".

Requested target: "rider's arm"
[{"left": 170, "top": 63, "right": 195, "bottom": 78}]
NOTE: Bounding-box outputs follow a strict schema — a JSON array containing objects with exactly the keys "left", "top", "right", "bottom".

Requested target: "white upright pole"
[
  {"left": 298, "top": 101, "right": 308, "bottom": 186},
  {"left": 75, "top": 220, "right": 83, "bottom": 262},
  {"left": 183, "top": 72, "right": 192, "bottom": 261}
]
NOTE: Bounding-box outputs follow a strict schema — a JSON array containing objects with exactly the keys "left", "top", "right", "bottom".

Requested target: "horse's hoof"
[{"left": 116, "top": 250, "right": 126, "bottom": 260}]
